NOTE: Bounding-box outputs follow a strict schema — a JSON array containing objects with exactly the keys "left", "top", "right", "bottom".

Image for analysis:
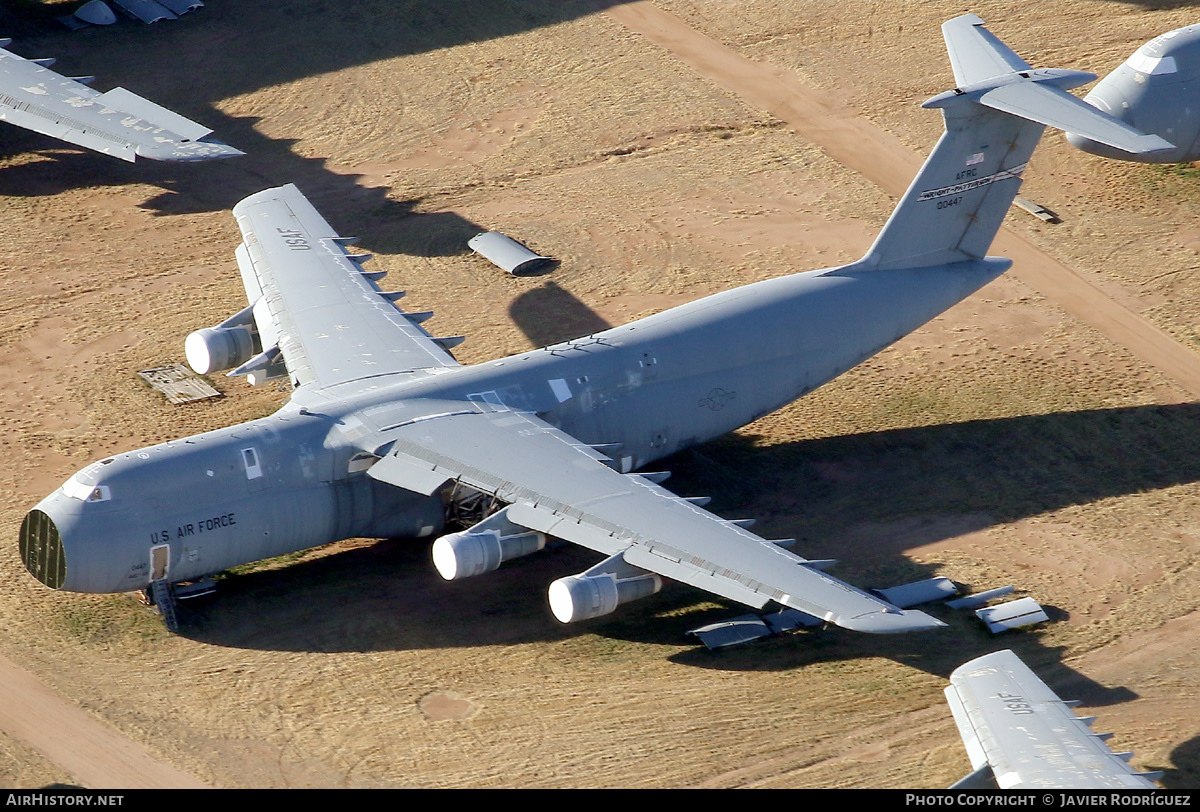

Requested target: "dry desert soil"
[{"left": 3, "top": 0, "right": 1200, "bottom": 790}]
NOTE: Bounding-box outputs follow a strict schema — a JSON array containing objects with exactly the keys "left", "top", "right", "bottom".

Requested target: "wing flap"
[
  {"left": 368, "top": 407, "right": 945, "bottom": 633},
  {"left": 95, "top": 86, "right": 212, "bottom": 141},
  {"left": 231, "top": 185, "right": 462, "bottom": 389},
  {"left": 0, "top": 102, "right": 137, "bottom": 161},
  {"left": 621, "top": 540, "right": 785, "bottom": 608},
  {"left": 365, "top": 452, "right": 451, "bottom": 497}
]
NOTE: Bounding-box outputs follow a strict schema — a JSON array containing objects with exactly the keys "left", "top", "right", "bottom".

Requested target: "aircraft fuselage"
[{"left": 21, "top": 259, "right": 1006, "bottom": 594}]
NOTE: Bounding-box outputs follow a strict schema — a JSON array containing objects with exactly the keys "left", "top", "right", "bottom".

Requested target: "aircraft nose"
[{"left": 19, "top": 509, "right": 66, "bottom": 589}]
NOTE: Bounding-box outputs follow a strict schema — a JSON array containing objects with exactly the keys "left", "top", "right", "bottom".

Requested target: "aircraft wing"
[
  {"left": 946, "top": 650, "right": 1160, "bottom": 789},
  {"left": 942, "top": 13, "right": 1031, "bottom": 86},
  {"left": 366, "top": 405, "right": 946, "bottom": 633},
  {"left": 231, "top": 185, "right": 462, "bottom": 389},
  {"left": 0, "top": 46, "right": 242, "bottom": 162}
]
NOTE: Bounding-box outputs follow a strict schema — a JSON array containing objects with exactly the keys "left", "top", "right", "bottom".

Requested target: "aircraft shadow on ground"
[
  {"left": 185, "top": 399, "right": 1200, "bottom": 710},
  {"left": 654, "top": 400, "right": 1200, "bottom": 694},
  {"left": 509, "top": 281, "right": 614, "bottom": 346},
  {"left": 0, "top": 0, "right": 632, "bottom": 238},
  {"left": 1097, "top": 1, "right": 1200, "bottom": 9},
  {"left": 1160, "top": 735, "right": 1200, "bottom": 789},
  {"left": 0, "top": 111, "right": 488, "bottom": 255}
]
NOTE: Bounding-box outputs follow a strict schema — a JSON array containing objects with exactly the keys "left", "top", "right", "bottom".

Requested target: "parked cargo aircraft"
[
  {"left": 1068, "top": 23, "right": 1200, "bottom": 163},
  {"left": 18, "top": 16, "right": 1168, "bottom": 631},
  {"left": 0, "top": 43, "right": 241, "bottom": 161},
  {"left": 946, "top": 650, "right": 1160, "bottom": 789}
]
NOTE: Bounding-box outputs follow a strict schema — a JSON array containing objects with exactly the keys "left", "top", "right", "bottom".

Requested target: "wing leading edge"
[
  {"left": 0, "top": 45, "right": 241, "bottom": 161},
  {"left": 366, "top": 406, "right": 945, "bottom": 634}
]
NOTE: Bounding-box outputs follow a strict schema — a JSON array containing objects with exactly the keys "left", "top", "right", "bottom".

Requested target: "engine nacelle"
[
  {"left": 1068, "top": 24, "right": 1200, "bottom": 163},
  {"left": 185, "top": 325, "right": 259, "bottom": 375},
  {"left": 547, "top": 571, "right": 662, "bottom": 623},
  {"left": 432, "top": 527, "right": 545, "bottom": 580}
]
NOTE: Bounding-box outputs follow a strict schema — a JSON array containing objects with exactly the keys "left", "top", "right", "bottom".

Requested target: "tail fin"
[{"left": 856, "top": 14, "right": 1170, "bottom": 272}]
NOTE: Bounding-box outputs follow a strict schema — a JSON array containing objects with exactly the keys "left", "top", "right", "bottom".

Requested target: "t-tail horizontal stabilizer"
[
  {"left": 932, "top": 14, "right": 1173, "bottom": 157},
  {"left": 856, "top": 14, "right": 1170, "bottom": 273}
]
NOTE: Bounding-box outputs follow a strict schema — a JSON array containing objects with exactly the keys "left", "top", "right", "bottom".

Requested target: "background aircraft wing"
[
  {"left": 946, "top": 650, "right": 1160, "bottom": 789},
  {"left": 366, "top": 406, "right": 945, "bottom": 633},
  {"left": 231, "top": 185, "right": 462, "bottom": 389},
  {"left": 941, "top": 13, "right": 1031, "bottom": 86},
  {"left": 0, "top": 46, "right": 241, "bottom": 161}
]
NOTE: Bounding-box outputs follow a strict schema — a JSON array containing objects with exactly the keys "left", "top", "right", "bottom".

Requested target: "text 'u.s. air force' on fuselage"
[
  {"left": 0, "top": 42, "right": 242, "bottom": 162},
  {"left": 17, "top": 16, "right": 1169, "bottom": 634}
]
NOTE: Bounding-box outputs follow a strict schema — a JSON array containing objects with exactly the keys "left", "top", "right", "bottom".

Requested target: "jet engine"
[
  {"left": 1068, "top": 24, "right": 1200, "bottom": 162},
  {"left": 184, "top": 304, "right": 261, "bottom": 375},
  {"left": 432, "top": 508, "right": 546, "bottom": 580},
  {"left": 547, "top": 554, "right": 662, "bottom": 623}
]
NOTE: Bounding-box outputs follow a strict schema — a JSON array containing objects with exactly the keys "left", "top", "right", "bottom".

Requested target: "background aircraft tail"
[{"left": 855, "top": 14, "right": 1169, "bottom": 272}]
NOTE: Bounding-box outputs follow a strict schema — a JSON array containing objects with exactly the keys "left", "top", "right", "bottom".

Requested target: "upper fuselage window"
[
  {"left": 468, "top": 391, "right": 508, "bottom": 412},
  {"left": 1128, "top": 52, "right": 1178, "bottom": 75}
]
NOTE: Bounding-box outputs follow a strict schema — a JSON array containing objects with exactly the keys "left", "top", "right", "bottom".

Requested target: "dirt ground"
[{"left": 3, "top": 0, "right": 1200, "bottom": 789}]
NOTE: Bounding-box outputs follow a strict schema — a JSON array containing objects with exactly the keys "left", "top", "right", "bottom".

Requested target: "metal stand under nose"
[{"left": 150, "top": 580, "right": 179, "bottom": 633}]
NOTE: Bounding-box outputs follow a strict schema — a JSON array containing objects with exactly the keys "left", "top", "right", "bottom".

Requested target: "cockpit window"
[{"left": 62, "top": 475, "right": 110, "bottom": 503}]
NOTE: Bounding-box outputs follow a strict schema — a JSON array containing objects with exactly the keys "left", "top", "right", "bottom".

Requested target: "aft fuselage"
[{"left": 21, "top": 259, "right": 1006, "bottom": 594}]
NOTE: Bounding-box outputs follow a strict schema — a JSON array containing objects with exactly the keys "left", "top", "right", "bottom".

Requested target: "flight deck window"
[{"left": 62, "top": 475, "right": 110, "bottom": 503}]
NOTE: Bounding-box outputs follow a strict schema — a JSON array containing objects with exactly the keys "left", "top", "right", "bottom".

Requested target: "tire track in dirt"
[
  {"left": 603, "top": 0, "right": 1200, "bottom": 398},
  {"left": 0, "top": 654, "right": 207, "bottom": 789}
]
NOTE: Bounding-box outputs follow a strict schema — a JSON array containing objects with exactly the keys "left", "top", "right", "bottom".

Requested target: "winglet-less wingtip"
[
  {"left": 840, "top": 608, "right": 947, "bottom": 633},
  {"left": 137, "top": 139, "right": 246, "bottom": 162}
]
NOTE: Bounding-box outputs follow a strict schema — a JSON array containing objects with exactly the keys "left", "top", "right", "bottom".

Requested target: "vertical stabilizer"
[
  {"left": 856, "top": 103, "right": 1042, "bottom": 271},
  {"left": 855, "top": 14, "right": 1170, "bottom": 273}
]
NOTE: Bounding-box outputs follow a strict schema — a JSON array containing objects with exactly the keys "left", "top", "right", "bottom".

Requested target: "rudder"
[{"left": 857, "top": 103, "right": 1042, "bottom": 272}]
